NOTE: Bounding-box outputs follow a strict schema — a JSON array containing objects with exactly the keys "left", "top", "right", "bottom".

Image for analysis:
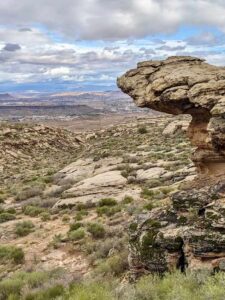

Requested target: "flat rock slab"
[
  {"left": 63, "top": 170, "right": 127, "bottom": 198},
  {"left": 55, "top": 157, "right": 123, "bottom": 185},
  {"left": 136, "top": 167, "right": 165, "bottom": 181}
]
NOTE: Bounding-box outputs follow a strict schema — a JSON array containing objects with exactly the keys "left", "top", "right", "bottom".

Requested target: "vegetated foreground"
[
  {"left": 0, "top": 112, "right": 203, "bottom": 299},
  {"left": 3, "top": 55, "right": 225, "bottom": 299}
]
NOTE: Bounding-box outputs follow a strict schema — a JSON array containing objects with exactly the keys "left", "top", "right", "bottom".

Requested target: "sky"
[{"left": 1, "top": 0, "right": 225, "bottom": 92}]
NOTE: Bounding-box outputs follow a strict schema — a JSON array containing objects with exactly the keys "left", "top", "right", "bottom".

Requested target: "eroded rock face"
[
  {"left": 117, "top": 56, "right": 225, "bottom": 276},
  {"left": 117, "top": 56, "right": 225, "bottom": 176}
]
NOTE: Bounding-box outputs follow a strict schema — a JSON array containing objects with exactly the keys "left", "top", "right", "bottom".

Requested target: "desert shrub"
[
  {"left": 143, "top": 203, "right": 154, "bottom": 211},
  {"left": 122, "top": 155, "right": 139, "bottom": 164},
  {"left": 96, "top": 205, "right": 121, "bottom": 217},
  {"left": 40, "top": 211, "right": 51, "bottom": 221},
  {"left": 23, "top": 205, "right": 45, "bottom": 217},
  {"left": 95, "top": 252, "right": 128, "bottom": 277},
  {"left": 76, "top": 203, "right": 89, "bottom": 211},
  {"left": 14, "top": 221, "right": 35, "bottom": 237},
  {"left": 0, "top": 270, "right": 63, "bottom": 300},
  {"left": 160, "top": 186, "right": 174, "bottom": 195},
  {"left": 0, "top": 212, "right": 16, "bottom": 223},
  {"left": 14, "top": 271, "right": 50, "bottom": 288},
  {"left": 87, "top": 223, "right": 105, "bottom": 239},
  {"left": 0, "top": 245, "right": 24, "bottom": 264},
  {"left": 50, "top": 234, "right": 63, "bottom": 249},
  {"left": 62, "top": 214, "right": 70, "bottom": 223},
  {"left": 122, "top": 195, "right": 134, "bottom": 204},
  {"left": 69, "top": 282, "right": 114, "bottom": 300},
  {"left": 68, "top": 228, "right": 85, "bottom": 241},
  {"left": 96, "top": 206, "right": 110, "bottom": 216},
  {"left": 69, "top": 222, "right": 83, "bottom": 232},
  {"left": 74, "top": 210, "right": 88, "bottom": 221},
  {"left": 87, "top": 237, "right": 126, "bottom": 263},
  {"left": 98, "top": 198, "right": 117, "bottom": 207},
  {"left": 134, "top": 272, "right": 200, "bottom": 300},
  {"left": 141, "top": 188, "right": 155, "bottom": 199},
  {"left": 86, "top": 238, "right": 115, "bottom": 260},
  {"left": 119, "top": 164, "right": 135, "bottom": 178},
  {"left": 15, "top": 185, "right": 44, "bottom": 202},
  {"left": 0, "top": 278, "right": 23, "bottom": 300},
  {"left": 25, "top": 284, "right": 64, "bottom": 300},
  {"left": 6, "top": 208, "right": 16, "bottom": 214},
  {"left": 138, "top": 126, "right": 148, "bottom": 134},
  {"left": 146, "top": 178, "right": 162, "bottom": 188}
]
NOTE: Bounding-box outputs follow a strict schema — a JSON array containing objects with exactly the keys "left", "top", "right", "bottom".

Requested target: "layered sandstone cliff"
[{"left": 117, "top": 56, "right": 225, "bottom": 275}]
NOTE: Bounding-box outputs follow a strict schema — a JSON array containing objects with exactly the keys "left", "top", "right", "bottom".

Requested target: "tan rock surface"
[{"left": 118, "top": 56, "right": 225, "bottom": 176}]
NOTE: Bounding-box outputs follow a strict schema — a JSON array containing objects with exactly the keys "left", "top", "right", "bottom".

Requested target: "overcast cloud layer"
[
  {"left": 1, "top": 0, "right": 225, "bottom": 92},
  {"left": 2, "top": 0, "right": 225, "bottom": 40}
]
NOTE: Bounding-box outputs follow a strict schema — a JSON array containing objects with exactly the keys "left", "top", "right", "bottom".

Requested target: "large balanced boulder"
[
  {"left": 118, "top": 56, "right": 225, "bottom": 276},
  {"left": 118, "top": 56, "right": 225, "bottom": 176}
]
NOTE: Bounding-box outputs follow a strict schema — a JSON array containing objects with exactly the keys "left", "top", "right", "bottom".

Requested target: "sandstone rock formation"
[
  {"left": 117, "top": 56, "right": 225, "bottom": 276},
  {"left": 118, "top": 56, "right": 225, "bottom": 176}
]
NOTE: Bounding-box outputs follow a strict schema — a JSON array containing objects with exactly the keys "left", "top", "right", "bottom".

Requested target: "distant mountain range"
[
  {"left": 0, "top": 93, "right": 15, "bottom": 101},
  {"left": 0, "top": 90, "right": 150, "bottom": 121}
]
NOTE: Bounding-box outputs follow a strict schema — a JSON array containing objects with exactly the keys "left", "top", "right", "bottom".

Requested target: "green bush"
[
  {"left": 0, "top": 212, "right": 16, "bottom": 223},
  {"left": 69, "top": 222, "right": 83, "bottom": 232},
  {"left": 122, "top": 195, "right": 134, "bottom": 204},
  {"left": 138, "top": 126, "right": 148, "bottom": 134},
  {"left": 87, "top": 223, "right": 105, "bottom": 239},
  {"left": 141, "top": 188, "right": 155, "bottom": 199},
  {"left": 40, "top": 212, "right": 51, "bottom": 221},
  {"left": 23, "top": 205, "right": 45, "bottom": 217},
  {"left": 0, "top": 245, "right": 24, "bottom": 264},
  {"left": 68, "top": 228, "right": 85, "bottom": 241},
  {"left": 62, "top": 214, "right": 70, "bottom": 223},
  {"left": 15, "top": 185, "right": 44, "bottom": 202},
  {"left": 74, "top": 210, "right": 88, "bottom": 221},
  {"left": 95, "top": 253, "right": 129, "bottom": 277},
  {"left": 69, "top": 282, "right": 114, "bottom": 300},
  {"left": 0, "top": 278, "right": 23, "bottom": 300},
  {"left": 96, "top": 205, "right": 121, "bottom": 217},
  {"left": 0, "top": 270, "right": 63, "bottom": 300},
  {"left": 14, "top": 221, "right": 35, "bottom": 237},
  {"left": 143, "top": 203, "right": 154, "bottom": 211},
  {"left": 6, "top": 208, "right": 16, "bottom": 214},
  {"left": 98, "top": 198, "right": 117, "bottom": 207},
  {"left": 25, "top": 284, "right": 64, "bottom": 300}
]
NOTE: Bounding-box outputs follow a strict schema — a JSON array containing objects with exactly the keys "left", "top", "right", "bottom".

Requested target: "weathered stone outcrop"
[
  {"left": 117, "top": 56, "right": 225, "bottom": 176},
  {"left": 117, "top": 56, "right": 225, "bottom": 276}
]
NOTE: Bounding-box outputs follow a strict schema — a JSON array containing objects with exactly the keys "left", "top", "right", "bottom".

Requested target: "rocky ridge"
[
  {"left": 118, "top": 56, "right": 225, "bottom": 276},
  {"left": 0, "top": 123, "right": 83, "bottom": 186}
]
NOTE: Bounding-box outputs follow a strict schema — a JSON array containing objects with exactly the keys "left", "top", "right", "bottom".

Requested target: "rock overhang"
[
  {"left": 117, "top": 56, "right": 225, "bottom": 115},
  {"left": 117, "top": 56, "right": 225, "bottom": 176}
]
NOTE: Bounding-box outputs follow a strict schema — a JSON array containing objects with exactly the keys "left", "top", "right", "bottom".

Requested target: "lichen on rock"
[{"left": 117, "top": 56, "right": 225, "bottom": 277}]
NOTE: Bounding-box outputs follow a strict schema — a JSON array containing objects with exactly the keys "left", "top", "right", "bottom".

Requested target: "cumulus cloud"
[
  {"left": 1, "top": 0, "right": 225, "bottom": 40},
  {"left": 1, "top": 1, "right": 225, "bottom": 90}
]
